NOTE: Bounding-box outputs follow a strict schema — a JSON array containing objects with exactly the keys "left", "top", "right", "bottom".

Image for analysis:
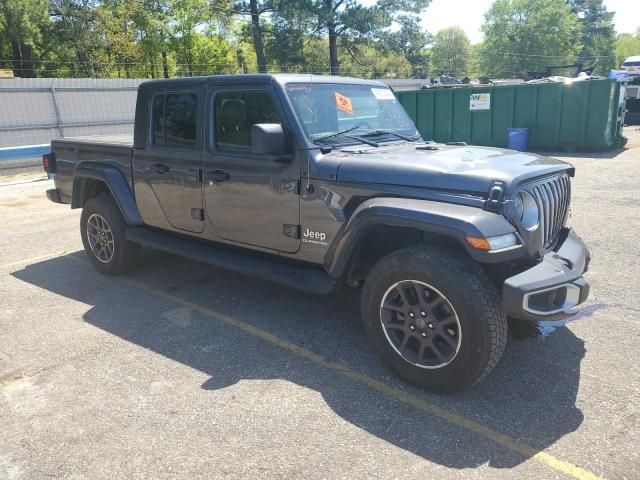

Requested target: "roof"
[
  {"left": 624, "top": 56, "right": 640, "bottom": 62},
  {"left": 139, "top": 74, "right": 388, "bottom": 89}
]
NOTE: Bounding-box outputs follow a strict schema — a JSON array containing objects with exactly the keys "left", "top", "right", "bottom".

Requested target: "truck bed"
[{"left": 51, "top": 135, "right": 134, "bottom": 204}]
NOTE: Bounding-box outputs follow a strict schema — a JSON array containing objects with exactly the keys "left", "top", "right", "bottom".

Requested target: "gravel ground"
[{"left": 1, "top": 129, "right": 639, "bottom": 480}]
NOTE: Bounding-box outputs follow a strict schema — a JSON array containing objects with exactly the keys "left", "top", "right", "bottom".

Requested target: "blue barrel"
[{"left": 507, "top": 128, "right": 529, "bottom": 152}]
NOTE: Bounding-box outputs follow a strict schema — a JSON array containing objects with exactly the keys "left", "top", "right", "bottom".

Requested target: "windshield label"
[
  {"left": 335, "top": 92, "right": 353, "bottom": 115},
  {"left": 371, "top": 88, "right": 395, "bottom": 100},
  {"left": 286, "top": 85, "right": 311, "bottom": 93}
]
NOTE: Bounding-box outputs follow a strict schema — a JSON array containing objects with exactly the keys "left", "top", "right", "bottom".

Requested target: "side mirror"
[{"left": 252, "top": 123, "right": 286, "bottom": 155}]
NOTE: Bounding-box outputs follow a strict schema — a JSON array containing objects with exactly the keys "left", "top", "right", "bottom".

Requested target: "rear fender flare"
[
  {"left": 325, "top": 197, "right": 522, "bottom": 277},
  {"left": 71, "top": 162, "right": 143, "bottom": 226}
]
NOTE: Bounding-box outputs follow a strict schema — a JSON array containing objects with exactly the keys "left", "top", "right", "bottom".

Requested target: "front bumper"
[{"left": 502, "top": 229, "right": 590, "bottom": 320}]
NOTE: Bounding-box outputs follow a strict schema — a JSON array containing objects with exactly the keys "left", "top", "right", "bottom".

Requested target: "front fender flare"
[
  {"left": 325, "top": 197, "right": 522, "bottom": 276},
  {"left": 71, "top": 162, "right": 143, "bottom": 226}
]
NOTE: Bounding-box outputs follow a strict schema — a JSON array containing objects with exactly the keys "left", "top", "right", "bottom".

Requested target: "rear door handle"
[
  {"left": 150, "top": 163, "right": 170, "bottom": 174},
  {"left": 209, "top": 170, "right": 230, "bottom": 182}
]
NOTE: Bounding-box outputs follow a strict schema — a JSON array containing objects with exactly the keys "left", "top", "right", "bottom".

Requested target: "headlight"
[
  {"left": 514, "top": 191, "right": 539, "bottom": 230},
  {"left": 487, "top": 233, "right": 519, "bottom": 250}
]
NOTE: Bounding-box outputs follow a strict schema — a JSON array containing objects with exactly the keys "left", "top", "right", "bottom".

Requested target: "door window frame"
[
  {"left": 148, "top": 89, "right": 203, "bottom": 152},
  {"left": 207, "top": 85, "right": 293, "bottom": 162}
]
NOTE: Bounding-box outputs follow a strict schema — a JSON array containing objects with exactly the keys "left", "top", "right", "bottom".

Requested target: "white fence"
[{"left": 0, "top": 78, "right": 142, "bottom": 150}]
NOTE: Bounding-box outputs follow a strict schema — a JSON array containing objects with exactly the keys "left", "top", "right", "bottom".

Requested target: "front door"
[
  {"left": 203, "top": 86, "right": 300, "bottom": 253},
  {"left": 132, "top": 89, "right": 204, "bottom": 233}
]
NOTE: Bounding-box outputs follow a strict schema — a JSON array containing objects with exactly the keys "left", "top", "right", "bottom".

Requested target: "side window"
[
  {"left": 151, "top": 93, "right": 198, "bottom": 147},
  {"left": 215, "top": 91, "right": 281, "bottom": 150},
  {"left": 152, "top": 95, "right": 165, "bottom": 146}
]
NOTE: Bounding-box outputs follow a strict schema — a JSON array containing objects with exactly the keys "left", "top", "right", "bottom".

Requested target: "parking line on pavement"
[
  {"left": 6, "top": 250, "right": 603, "bottom": 479},
  {"left": 7, "top": 250, "right": 593, "bottom": 479},
  {"left": 1, "top": 251, "right": 66, "bottom": 269},
  {"left": 112, "top": 271, "right": 602, "bottom": 480}
]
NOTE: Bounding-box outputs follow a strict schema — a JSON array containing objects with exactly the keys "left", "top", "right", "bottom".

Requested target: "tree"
[
  {"left": 568, "top": 0, "right": 616, "bottom": 74},
  {"left": 383, "top": 16, "right": 431, "bottom": 78},
  {"left": 49, "top": 0, "right": 105, "bottom": 77},
  {"left": 263, "top": 0, "right": 317, "bottom": 72},
  {"left": 234, "top": 0, "right": 274, "bottom": 73},
  {"left": 431, "top": 27, "right": 470, "bottom": 77},
  {"left": 0, "top": 0, "right": 49, "bottom": 77},
  {"left": 171, "top": 0, "right": 209, "bottom": 76},
  {"left": 97, "top": 0, "right": 144, "bottom": 78},
  {"left": 339, "top": 42, "right": 412, "bottom": 78},
  {"left": 480, "top": 0, "right": 582, "bottom": 78},
  {"left": 265, "top": 17, "right": 304, "bottom": 72},
  {"left": 466, "top": 42, "right": 483, "bottom": 78},
  {"left": 99, "top": 0, "right": 196, "bottom": 79},
  {"left": 615, "top": 31, "right": 640, "bottom": 68},
  {"left": 312, "top": 0, "right": 430, "bottom": 76},
  {"left": 188, "top": 32, "right": 237, "bottom": 74},
  {"left": 0, "top": 0, "right": 434, "bottom": 78}
]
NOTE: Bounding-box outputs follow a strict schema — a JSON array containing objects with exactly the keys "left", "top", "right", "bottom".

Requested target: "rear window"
[
  {"left": 152, "top": 93, "right": 198, "bottom": 147},
  {"left": 623, "top": 61, "right": 640, "bottom": 67}
]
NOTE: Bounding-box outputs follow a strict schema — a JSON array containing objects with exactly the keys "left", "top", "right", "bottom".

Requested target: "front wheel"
[
  {"left": 361, "top": 245, "right": 507, "bottom": 393},
  {"left": 80, "top": 194, "right": 139, "bottom": 275}
]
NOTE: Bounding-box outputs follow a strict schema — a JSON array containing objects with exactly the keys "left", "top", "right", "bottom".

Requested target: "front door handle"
[
  {"left": 150, "top": 163, "right": 170, "bottom": 174},
  {"left": 209, "top": 170, "right": 230, "bottom": 182}
]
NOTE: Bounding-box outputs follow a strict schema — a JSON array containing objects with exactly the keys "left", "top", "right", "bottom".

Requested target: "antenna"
[{"left": 306, "top": 73, "right": 314, "bottom": 192}]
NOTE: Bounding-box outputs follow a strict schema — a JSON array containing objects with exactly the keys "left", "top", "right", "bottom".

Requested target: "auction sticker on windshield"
[
  {"left": 371, "top": 88, "right": 395, "bottom": 100},
  {"left": 335, "top": 92, "right": 353, "bottom": 115}
]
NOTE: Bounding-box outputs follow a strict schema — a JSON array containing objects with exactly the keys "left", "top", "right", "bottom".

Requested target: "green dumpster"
[{"left": 396, "top": 79, "right": 627, "bottom": 151}]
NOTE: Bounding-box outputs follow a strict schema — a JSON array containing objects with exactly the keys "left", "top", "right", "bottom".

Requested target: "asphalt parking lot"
[{"left": 1, "top": 129, "right": 639, "bottom": 480}]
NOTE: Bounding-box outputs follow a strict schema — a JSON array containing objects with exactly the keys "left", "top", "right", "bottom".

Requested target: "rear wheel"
[
  {"left": 80, "top": 195, "right": 138, "bottom": 275},
  {"left": 361, "top": 245, "right": 507, "bottom": 392}
]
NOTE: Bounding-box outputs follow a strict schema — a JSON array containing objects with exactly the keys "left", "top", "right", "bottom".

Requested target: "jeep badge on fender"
[{"left": 302, "top": 228, "right": 327, "bottom": 245}]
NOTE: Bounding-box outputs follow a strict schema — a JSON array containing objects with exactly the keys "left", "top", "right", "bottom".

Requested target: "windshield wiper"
[
  {"left": 312, "top": 124, "right": 366, "bottom": 143},
  {"left": 344, "top": 135, "right": 379, "bottom": 147},
  {"left": 361, "top": 130, "right": 420, "bottom": 142}
]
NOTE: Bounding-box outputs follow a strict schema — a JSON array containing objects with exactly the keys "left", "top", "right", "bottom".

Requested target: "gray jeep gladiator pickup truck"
[{"left": 44, "top": 74, "right": 590, "bottom": 392}]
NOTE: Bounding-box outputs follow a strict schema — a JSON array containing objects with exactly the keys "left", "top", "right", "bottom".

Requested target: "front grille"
[{"left": 529, "top": 174, "right": 571, "bottom": 249}]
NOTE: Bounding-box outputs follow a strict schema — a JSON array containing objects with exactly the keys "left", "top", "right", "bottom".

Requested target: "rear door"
[
  {"left": 203, "top": 85, "right": 300, "bottom": 253},
  {"left": 132, "top": 88, "right": 204, "bottom": 233}
]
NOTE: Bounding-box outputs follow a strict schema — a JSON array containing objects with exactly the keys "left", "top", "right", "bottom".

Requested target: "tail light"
[{"left": 42, "top": 152, "right": 56, "bottom": 173}]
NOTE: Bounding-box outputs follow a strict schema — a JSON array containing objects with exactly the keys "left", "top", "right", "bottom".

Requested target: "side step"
[{"left": 125, "top": 227, "right": 337, "bottom": 295}]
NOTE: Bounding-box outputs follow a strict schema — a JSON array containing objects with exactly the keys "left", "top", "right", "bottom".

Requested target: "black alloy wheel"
[{"left": 380, "top": 280, "right": 461, "bottom": 369}]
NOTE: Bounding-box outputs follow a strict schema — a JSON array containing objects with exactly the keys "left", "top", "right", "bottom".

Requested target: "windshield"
[{"left": 284, "top": 83, "right": 420, "bottom": 145}]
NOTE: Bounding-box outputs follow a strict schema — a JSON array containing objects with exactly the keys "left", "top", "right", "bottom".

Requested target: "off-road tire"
[
  {"left": 361, "top": 245, "right": 507, "bottom": 393},
  {"left": 80, "top": 194, "right": 138, "bottom": 275}
]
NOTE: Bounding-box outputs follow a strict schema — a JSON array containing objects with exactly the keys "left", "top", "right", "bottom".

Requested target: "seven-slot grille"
[{"left": 529, "top": 174, "right": 571, "bottom": 249}]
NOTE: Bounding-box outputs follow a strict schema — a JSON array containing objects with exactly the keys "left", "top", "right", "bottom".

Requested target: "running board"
[{"left": 125, "top": 227, "right": 336, "bottom": 295}]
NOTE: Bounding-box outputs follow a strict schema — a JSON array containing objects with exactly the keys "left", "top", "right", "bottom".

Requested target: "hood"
[{"left": 331, "top": 142, "right": 572, "bottom": 194}]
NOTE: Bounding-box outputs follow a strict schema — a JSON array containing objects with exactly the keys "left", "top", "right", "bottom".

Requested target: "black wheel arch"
[
  {"left": 71, "top": 162, "right": 143, "bottom": 226},
  {"left": 325, "top": 197, "right": 524, "bottom": 279}
]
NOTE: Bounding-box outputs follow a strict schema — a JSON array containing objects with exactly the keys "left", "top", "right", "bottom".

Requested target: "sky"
[{"left": 418, "top": 0, "right": 639, "bottom": 44}]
